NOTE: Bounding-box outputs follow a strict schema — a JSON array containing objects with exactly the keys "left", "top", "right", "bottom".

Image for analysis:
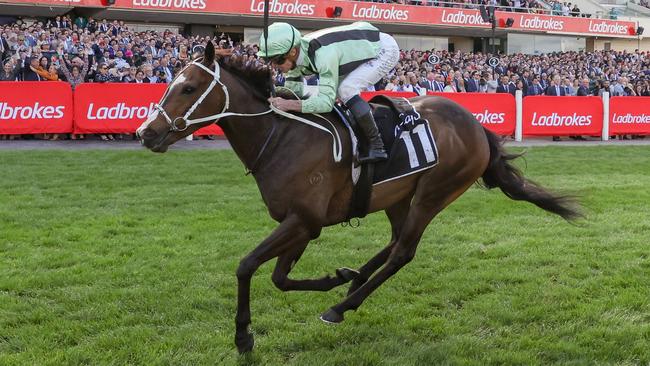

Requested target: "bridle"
[
  {"left": 154, "top": 59, "right": 272, "bottom": 132},
  {"left": 149, "top": 57, "right": 343, "bottom": 163}
]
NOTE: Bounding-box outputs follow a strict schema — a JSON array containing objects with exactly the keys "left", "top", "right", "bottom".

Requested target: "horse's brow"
[{"left": 169, "top": 74, "right": 187, "bottom": 92}]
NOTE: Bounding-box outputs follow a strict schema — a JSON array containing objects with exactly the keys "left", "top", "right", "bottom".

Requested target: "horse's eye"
[{"left": 182, "top": 86, "right": 195, "bottom": 94}]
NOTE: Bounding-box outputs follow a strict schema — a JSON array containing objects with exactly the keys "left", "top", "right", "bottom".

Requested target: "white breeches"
[{"left": 338, "top": 32, "right": 400, "bottom": 103}]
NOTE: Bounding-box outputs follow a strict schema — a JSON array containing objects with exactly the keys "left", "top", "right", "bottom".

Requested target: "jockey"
[{"left": 258, "top": 22, "right": 400, "bottom": 163}]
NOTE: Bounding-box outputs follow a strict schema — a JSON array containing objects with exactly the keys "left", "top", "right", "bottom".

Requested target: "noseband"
[{"left": 154, "top": 60, "right": 272, "bottom": 132}]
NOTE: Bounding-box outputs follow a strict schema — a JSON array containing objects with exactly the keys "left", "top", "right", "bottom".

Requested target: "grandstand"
[{"left": 0, "top": 0, "right": 648, "bottom": 140}]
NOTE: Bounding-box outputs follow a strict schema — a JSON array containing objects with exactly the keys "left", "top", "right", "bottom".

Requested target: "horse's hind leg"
[
  {"left": 271, "top": 242, "right": 358, "bottom": 292},
  {"left": 347, "top": 198, "right": 411, "bottom": 296},
  {"left": 321, "top": 203, "right": 438, "bottom": 323},
  {"left": 321, "top": 168, "right": 481, "bottom": 323}
]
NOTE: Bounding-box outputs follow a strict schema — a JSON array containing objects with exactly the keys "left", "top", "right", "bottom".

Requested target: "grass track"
[{"left": 1, "top": 146, "right": 649, "bottom": 365}]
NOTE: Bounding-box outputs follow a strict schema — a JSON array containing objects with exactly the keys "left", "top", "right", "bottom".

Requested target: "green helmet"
[{"left": 258, "top": 23, "right": 301, "bottom": 58}]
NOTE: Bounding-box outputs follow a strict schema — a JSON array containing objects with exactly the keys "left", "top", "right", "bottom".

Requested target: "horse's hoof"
[
  {"left": 235, "top": 332, "right": 254, "bottom": 354},
  {"left": 336, "top": 267, "right": 360, "bottom": 282},
  {"left": 320, "top": 308, "right": 344, "bottom": 324}
]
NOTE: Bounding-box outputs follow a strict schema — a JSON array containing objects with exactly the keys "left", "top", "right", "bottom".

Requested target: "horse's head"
[{"left": 137, "top": 41, "right": 227, "bottom": 153}]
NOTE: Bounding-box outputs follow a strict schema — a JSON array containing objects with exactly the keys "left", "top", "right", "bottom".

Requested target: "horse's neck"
[{"left": 218, "top": 72, "right": 274, "bottom": 171}]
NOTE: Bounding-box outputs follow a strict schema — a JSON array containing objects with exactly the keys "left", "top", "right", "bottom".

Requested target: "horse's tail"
[{"left": 480, "top": 128, "right": 582, "bottom": 221}]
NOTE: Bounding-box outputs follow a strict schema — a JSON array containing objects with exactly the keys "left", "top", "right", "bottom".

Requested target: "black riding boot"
[{"left": 346, "top": 95, "right": 387, "bottom": 164}]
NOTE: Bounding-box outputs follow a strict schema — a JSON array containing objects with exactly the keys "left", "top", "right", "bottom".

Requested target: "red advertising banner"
[
  {"left": 609, "top": 97, "right": 650, "bottom": 135},
  {"left": 428, "top": 92, "right": 516, "bottom": 135},
  {"left": 73, "top": 83, "right": 223, "bottom": 135},
  {"left": 0, "top": 82, "right": 73, "bottom": 134},
  {"left": 0, "top": 0, "right": 99, "bottom": 6},
  {"left": 107, "top": 0, "right": 637, "bottom": 38},
  {"left": 3, "top": 0, "right": 634, "bottom": 38},
  {"left": 523, "top": 96, "right": 603, "bottom": 136}
]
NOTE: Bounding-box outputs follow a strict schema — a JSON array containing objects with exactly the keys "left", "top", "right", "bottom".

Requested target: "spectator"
[
  {"left": 94, "top": 63, "right": 115, "bottom": 83},
  {"left": 0, "top": 61, "right": 18, "bottom": 81},
  {"left": 610, "top": 78, "right": 625, "bottom": 96},
  {"left": 466, "top": 71, "right": 481, "bottom": 92},
  {"left": 156, "top": 56, "right": 174, "bottom": 82},
  {"left": 433, "top": 73, "right": 446, "bottom": 92},
  {"left": 528, "top": 76, "right": 544, "bottom": 95},
  {"left": 497, "top": 75, "right": 516, "bottom": 95},
  {"left": 562, "top": 78, "right": 574, "bottom": 96},
  {"left": 545, "top": 74, "right": 566, "bottom": 142},
  {"left": 59, "top": 49, "right": 89, "bottom": 90},
  {"left": 443, "top": 74, "right": 460, "bottom": 92},
  {"left": 384, "top": 76, "right": 398, "bottom": 91},
  {"left": 121, "top": 65, "right": 138, "bottom": 82},
  {"left": 130, "top": 69, "right": 148, "bottom": 83},
  {"left": 32, "top": 63, "right": 59, "bottom": 81},
  {"left": 18, "top": 56, "right": 44, "bottom": 81},
  {"left": 545, "top": 75, "right": 565, "bottom": 96},
  {"left": 419, "top": 72, "right": 437, "bottom": 91},
  {"left": 485, "top": 72, "right": 498, "bottom": 93},
  {"left": 142, "top": 64, "right": 157, "bottom": 83},
  {"left": 577, "top": 78, "right": 590, "bottom": 96}
]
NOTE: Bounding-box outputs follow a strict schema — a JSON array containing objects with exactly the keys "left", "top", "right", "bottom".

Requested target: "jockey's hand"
[{"left": 268, "top": 97, "right": 301, "bottom": 112}]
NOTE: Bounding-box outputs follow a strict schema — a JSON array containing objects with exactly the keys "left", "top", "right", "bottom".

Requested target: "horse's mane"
[{"left": 217, "top": 55, "right": 273, "bottom": 100}]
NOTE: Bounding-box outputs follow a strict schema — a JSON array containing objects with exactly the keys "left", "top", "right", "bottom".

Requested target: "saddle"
[
  {"left": 273, "top": 88, "right": 438, "bottom": 220},
  {"left": 337, "top": 95, "right": 439, "bottom": 219}
]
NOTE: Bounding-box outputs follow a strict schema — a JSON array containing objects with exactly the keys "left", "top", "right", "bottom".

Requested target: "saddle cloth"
[
  {"left": 365, "top": 95, "right": 439, "bottom": 185},
  {"left": 333, "top": 95, "right": 439, "bottom": 219}
]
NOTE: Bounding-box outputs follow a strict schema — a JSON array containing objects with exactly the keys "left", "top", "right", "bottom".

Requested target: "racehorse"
[{"left": 137, "top": 41, "right": 581, "bottom": 353}]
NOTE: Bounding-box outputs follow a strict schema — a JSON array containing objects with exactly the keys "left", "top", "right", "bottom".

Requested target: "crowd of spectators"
[
  {"left": 0, "top": 15, "right": 648, "bottom": 141},
  {"left": 376, "top": 49, "right": 650, "bottom": 98},
  {"left": 0, "top": 16, "right": 257, "bottom": 140},
  {"left": 354, "top": 0, "right": 586, "bottom": 17},
  {"left": 369, "top": 48, "right": 649, "bottom": 139}
]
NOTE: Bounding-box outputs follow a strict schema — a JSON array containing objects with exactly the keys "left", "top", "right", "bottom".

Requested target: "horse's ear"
[{"left": 204, "top": 41, "right": 215, "bottom": 65}]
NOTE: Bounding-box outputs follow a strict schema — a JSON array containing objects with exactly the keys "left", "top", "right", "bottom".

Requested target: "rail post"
[{"left": 515, "top": 90, "right": 523, "bottom": 142}]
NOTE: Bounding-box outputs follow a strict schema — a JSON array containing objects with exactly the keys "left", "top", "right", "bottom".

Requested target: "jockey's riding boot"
[{"left": 346, "top": 95, "right": 387, "bottom": 164}]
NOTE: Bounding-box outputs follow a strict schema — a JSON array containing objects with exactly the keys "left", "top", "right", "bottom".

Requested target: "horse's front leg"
[
  {"left": 234, "top": 215, "right": 312, "bottom": 353},
  {"left": 271, "top": 244, "right": 359, "bottom": 292}
]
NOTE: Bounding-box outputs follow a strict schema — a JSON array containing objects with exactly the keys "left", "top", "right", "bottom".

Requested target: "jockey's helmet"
[{"left": 257, "top": 23, "right": 301, "bottom": 60}]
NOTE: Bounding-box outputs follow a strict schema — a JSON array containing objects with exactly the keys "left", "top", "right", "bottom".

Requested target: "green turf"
[{"left": 1, "top": 146, "right": 649, "bottom": 365}]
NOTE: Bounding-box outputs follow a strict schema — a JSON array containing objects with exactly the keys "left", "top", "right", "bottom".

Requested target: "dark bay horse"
[{"left": 137, "top": 41, "right": 580, "bottom": 353}]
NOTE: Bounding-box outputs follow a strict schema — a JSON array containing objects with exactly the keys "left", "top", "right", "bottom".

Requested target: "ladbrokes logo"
[
  {"left": 472, "top": 110, "right": 505, "bottom": 124},
  {"left": 0, "top": 102, "right": 65, "bottom": 120},
  {"left": 531, "top": 112, "right": 592, "bottom": 126},
  {"left": 352, "top": 4, "right": 409, "bottom": 21},
  {"left": 250, "top": 0, "right": 315, "bottom": 16},
  {"left": 87, "top": 102, "right": 156, "bottom": 120},
  {"left": 612, "top": 113, "right": 650, "bottom": 124},
  {"left": 519, "top": 16, "right": 564, "bottom": 31},
  {"left": 133, "top": 0, "right": 206, "bottom": 10},
  {"left": 588, "top": 21, "right": 628, "bottom": 35},
  {"left": 441, "top": 10, "right": 487, "bottom": 26}
]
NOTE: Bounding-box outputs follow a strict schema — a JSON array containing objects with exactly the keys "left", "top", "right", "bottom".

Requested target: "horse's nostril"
[{"left": 142, "top": 128, "right": 158, "bottom": 140}]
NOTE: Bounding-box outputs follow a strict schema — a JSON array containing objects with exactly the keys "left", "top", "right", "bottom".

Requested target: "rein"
[{"left": 152, "top": 58, "right": 343, "bottom": 163}]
